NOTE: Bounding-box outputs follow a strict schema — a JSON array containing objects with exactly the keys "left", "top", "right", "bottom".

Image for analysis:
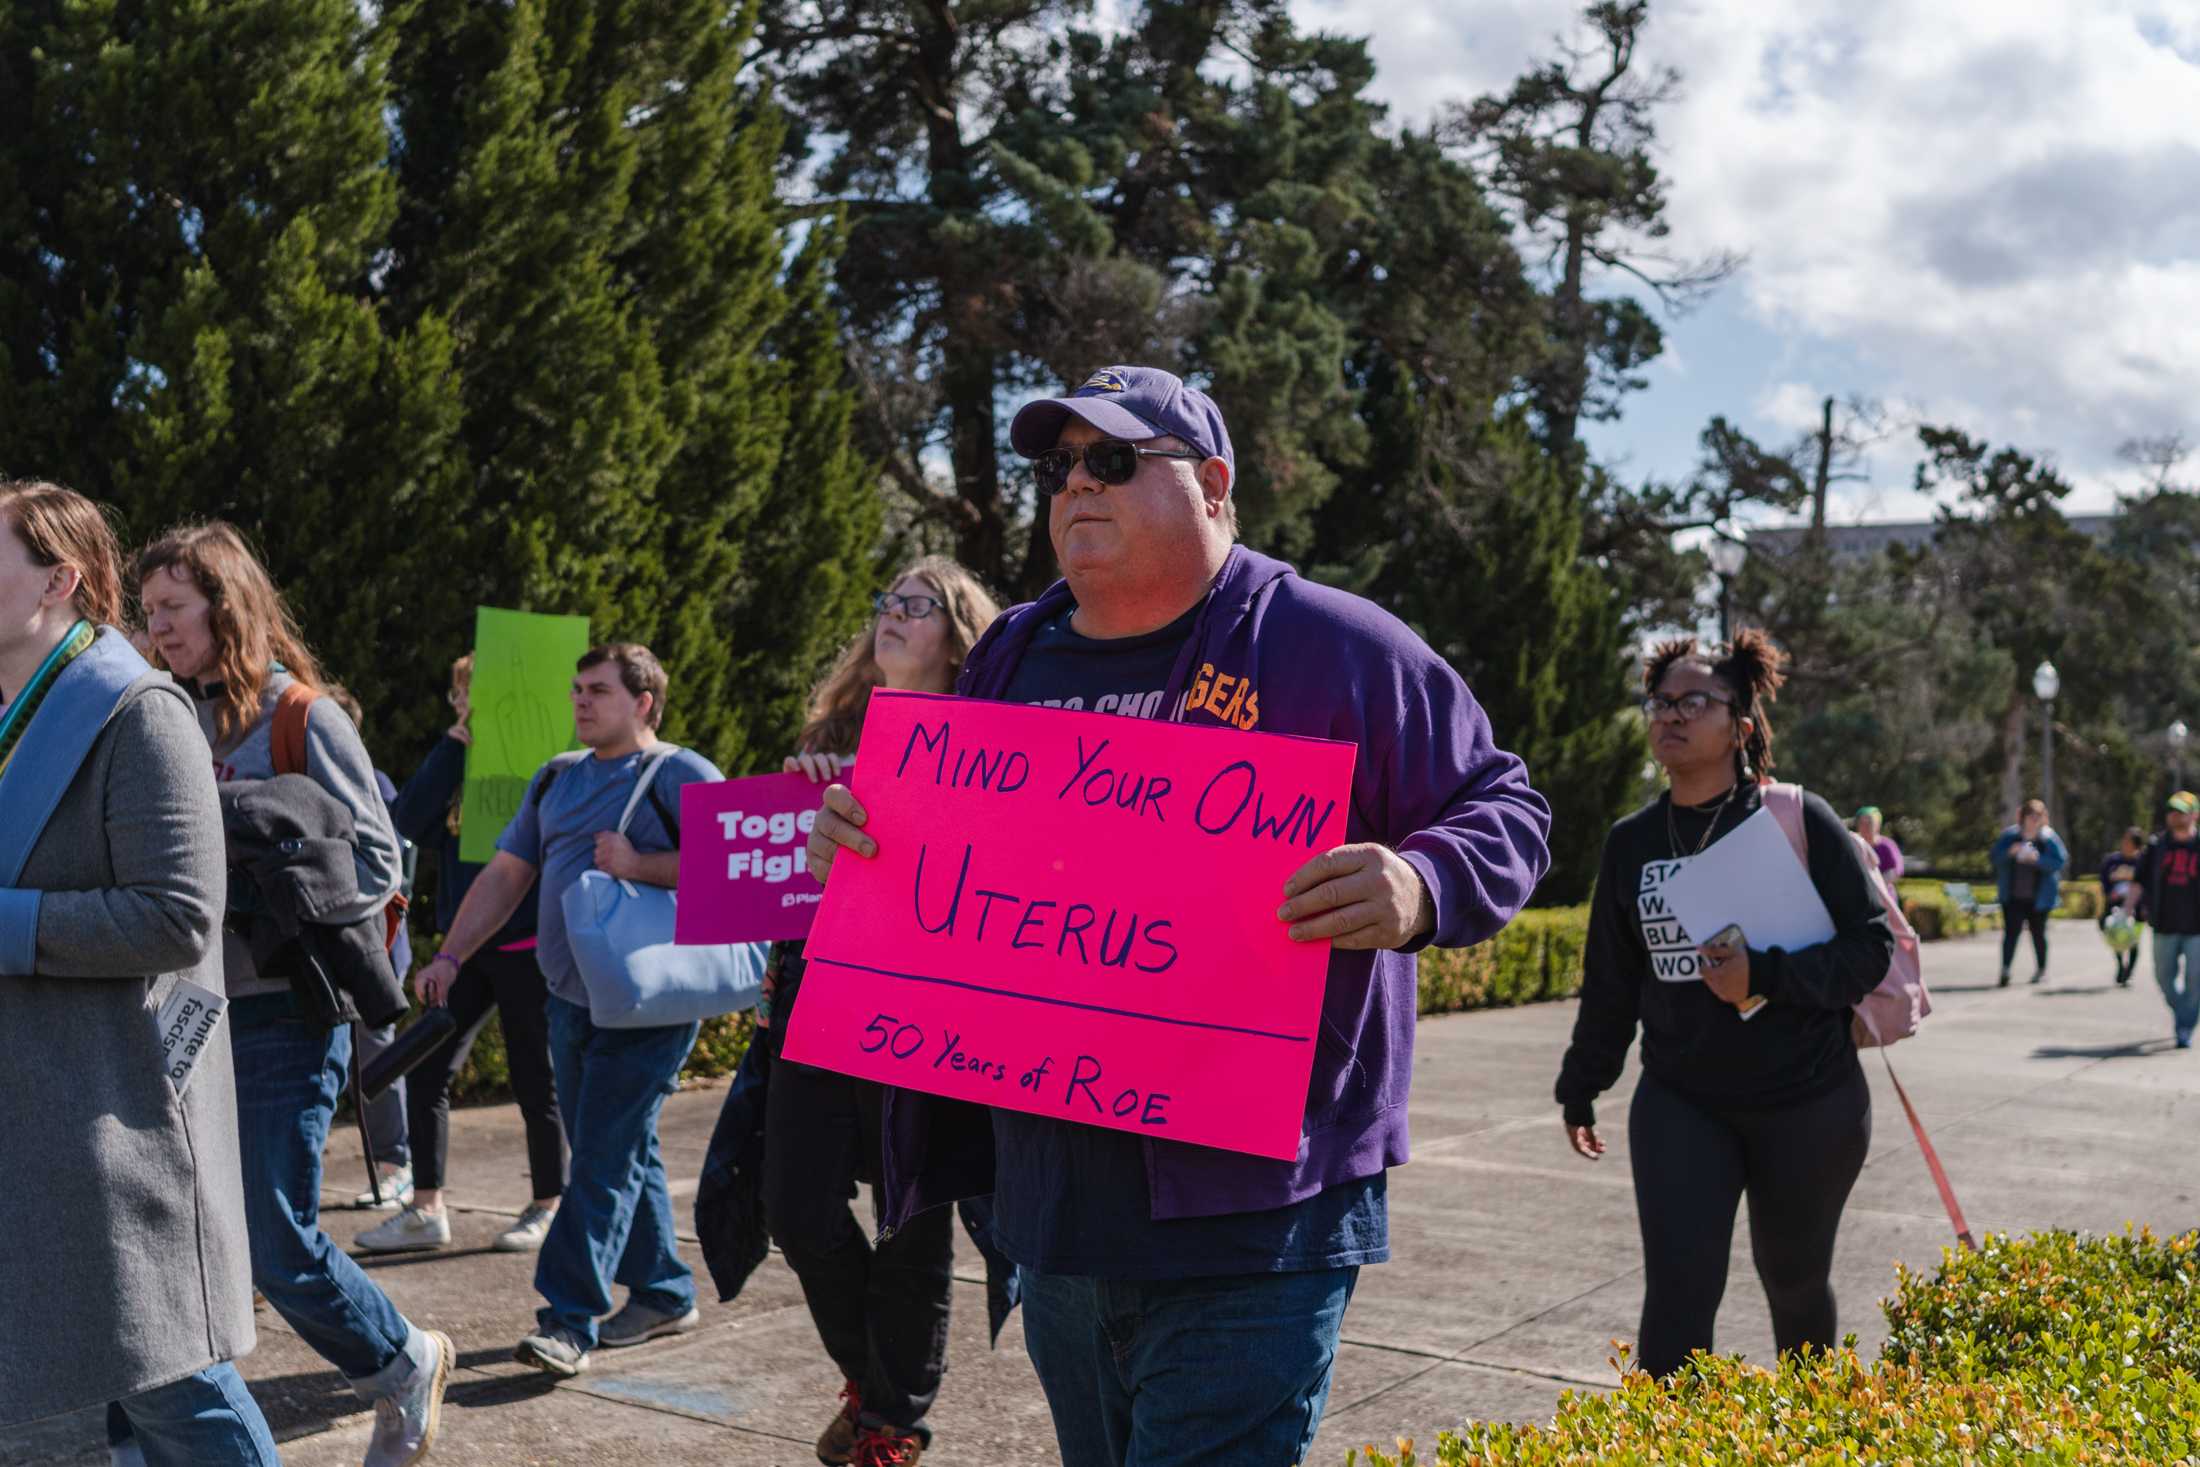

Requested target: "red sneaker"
[
  {"left": 852, "top": 1425, "right": 925, "bottom": 1466},
  {"left": 816, "top": 1381, "right": 863, "bottom": 1465}
]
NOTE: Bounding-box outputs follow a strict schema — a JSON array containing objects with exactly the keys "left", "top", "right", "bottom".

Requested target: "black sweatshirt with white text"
[{"left": 1555, "top": 783, "right": 1893, "bottom": 1128}]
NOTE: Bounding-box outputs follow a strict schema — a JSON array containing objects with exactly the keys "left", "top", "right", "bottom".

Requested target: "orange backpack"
[{"left": 271, "top": 684, "right": 409, "bottom": 953}]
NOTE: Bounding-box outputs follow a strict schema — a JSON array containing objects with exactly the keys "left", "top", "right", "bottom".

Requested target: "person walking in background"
[
  {"left": 1853, "top": 806, "right": 1903, "bottom": 879},
  {"left": 1991, "top": 798, "right": 2067, "bottom": 987},
  {"left": 0, "top": 483, "right": 278, "bottom": 1463},
  {"left": 1556, "top": 631, "right": 1892, "bottom": 1381},
  {"left": 358, "top": 654, "right": 566, "bottom": 1257},
  {"left": 767, "top": 558, "right": 1000, "bottom": 1466},
  {"left": 326, "top": 683, "right": 418, "bottom": 1214},
  {"left": 137, "top": 522, "right": 451, "bottom": 1466},
  {"left": 2101, "top": 826, "right": 2147, "bottom": 987},
  {"left": 2129, "top": 794, "right": 2200, "bottom": 1047},
  {"left": 414, "top": 644, "right": 720, "bottom": 1379}
]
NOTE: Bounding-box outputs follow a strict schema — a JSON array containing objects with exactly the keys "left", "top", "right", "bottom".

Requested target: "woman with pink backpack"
[{"left": 1554, "top": 630, "right": 1897, "bottom": 1380}]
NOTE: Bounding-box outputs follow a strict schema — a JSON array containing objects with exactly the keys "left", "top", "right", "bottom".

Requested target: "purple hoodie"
[{"left": 877, "top": 545, "right": 1552, "bottom": 1232}]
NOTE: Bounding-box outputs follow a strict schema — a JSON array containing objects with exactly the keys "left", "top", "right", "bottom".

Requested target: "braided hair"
[{"left": 1645, "top": 627, "right": 1790, "bottom": 783}]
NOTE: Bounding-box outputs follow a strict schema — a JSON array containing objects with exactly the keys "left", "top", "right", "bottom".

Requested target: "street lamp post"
[
  {"left": 2173, "top": 719, "right": 2190, "bottom": 794},
  {"left": 1707, "top": 532, "right": 1748, "bottom": 642},
  {"left": 2033, "top": 660, "right": 2060, "bottom": 816}
]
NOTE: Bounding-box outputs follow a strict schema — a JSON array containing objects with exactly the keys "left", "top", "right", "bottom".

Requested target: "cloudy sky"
[{"left": 1294, "top": 0, "right": 2200, "bottom": 523}]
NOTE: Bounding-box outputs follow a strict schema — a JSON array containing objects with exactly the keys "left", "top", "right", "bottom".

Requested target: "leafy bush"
[
  {"left": 1882, "top": 1227, "right": 2199, "bottom": 1382},
  {"left": 2057, "top": 877, "right": 2106, "bottom": 920},
  {"left": 1894, "top": 878, "right": 1992, "bottom": 940},
  {"left": 1341, "top": 1231, "right": 2200, "bottom": 1467},
  {"left": 411, "top": 1004, "right": 753, "bottom": 1107},
  {"left": 1417, "top": 908, "right": 1589, "bottom": 1016}
]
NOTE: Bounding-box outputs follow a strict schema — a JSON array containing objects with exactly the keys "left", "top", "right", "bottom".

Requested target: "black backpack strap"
[
  {"left": 531, "top": 751, "right": 588, "bottom": 810},
  {"left": 648, "top": 784, "right": 680, "bottom": 843},
  {"left": 640, "top": 744, "right": 683, "bottom": 844}
]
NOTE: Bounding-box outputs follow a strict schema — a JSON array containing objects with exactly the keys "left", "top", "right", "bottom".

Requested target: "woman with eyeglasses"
[
  {"left": 766, "top": 557, "right": 1002, "bottom": 1465},
  {"left": 1554, "top": 630, "right": 1892, "bottom": 1380},
  {"left": 355, "top": 653, "right": 568, "bottom": 1257}
]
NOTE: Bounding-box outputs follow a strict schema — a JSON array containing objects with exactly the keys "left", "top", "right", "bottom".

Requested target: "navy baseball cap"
[{"left": 1009, "top": 365, "right": 1235, "bottom": 472}]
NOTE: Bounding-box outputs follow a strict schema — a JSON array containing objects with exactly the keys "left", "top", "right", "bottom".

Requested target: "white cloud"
[{"left": 1293, "top": 0, "right": 2200, "bottom": 511}]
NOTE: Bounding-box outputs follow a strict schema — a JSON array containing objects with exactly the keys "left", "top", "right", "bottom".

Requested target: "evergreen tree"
[
  {"left": 381, "top": 0, "right": 878, "bottom": 766},
  {"left": 0, "top": 0, "right": 879, "bottom": 769},
  {"left": 721, "top": 219, "right": 885, "bottom": 770},
  {"left": 0, "top": 0, "right": 467, "bottom": 754}
]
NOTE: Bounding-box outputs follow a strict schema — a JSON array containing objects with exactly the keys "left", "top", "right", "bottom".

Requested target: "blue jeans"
[
  {"left": 536, "top": 995, "right": 700, "bottom": 1348},
  {"left": 104, "top": 1365, "right": 279, "bottom": 1466},
  {"left": 1018, "top": 1265, "right": 1359, "bottom": 1467},
  {"left": 2154, "top": 932, "right": 2200, "bottom": 1038},
  {"left": 230, "top": 1009, "right": 414, "bottom": 1384}
]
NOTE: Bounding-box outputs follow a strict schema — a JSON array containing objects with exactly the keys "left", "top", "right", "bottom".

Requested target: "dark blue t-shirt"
[{"left": 986, "top": 601, "right": 1389, "bottom": 1279}]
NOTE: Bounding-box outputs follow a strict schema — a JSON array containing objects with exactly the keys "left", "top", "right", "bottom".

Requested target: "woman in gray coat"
[{"left": 0, "top": 482, "right": 276, "bottom": 1463}]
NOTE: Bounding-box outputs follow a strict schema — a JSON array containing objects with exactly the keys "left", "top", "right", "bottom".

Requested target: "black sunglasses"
[
  {"left": 1640, "top": 691, "right": 1738, "bottom": 721},
  {"left": 1032, "top": 439, "right": 1206, "bottom": 497},
  {"left": 873, "top": 591, "right": 942, "bottom": 620}
]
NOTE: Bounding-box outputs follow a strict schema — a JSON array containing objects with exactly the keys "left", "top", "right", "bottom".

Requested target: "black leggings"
[
  {"left": 404, "top": 945, "right": 567, "bottom": 1196},
  {"left": 764, "top": 989, "right": 954, "bottom": 1433},
  {"left": 1627, "top": 1063, "right": 1871, "bottom": 1378},
  {"left": 2001, "top": 899, "right": 2050, "bottom": 975}
]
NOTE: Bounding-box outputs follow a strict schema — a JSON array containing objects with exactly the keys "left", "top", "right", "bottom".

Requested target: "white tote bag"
[{"left": 561, "top": 748, "right": 767, "bottom": 1028}]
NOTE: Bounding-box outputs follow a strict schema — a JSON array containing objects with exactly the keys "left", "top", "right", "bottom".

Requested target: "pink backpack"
[{"left": 1761, "top": 782, "right": 1930, "bottom": 1048}]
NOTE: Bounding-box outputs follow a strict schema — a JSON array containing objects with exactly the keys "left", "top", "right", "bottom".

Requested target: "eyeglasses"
[
  {"left": 1641, "top": 691, "right": 1738, "bottom": 721},
  {"left": 873, "top": 591, "right": 942, "bottom": 620},
  {"left": 1032, "top": 439, "right": 1206, "bottom": 497}
]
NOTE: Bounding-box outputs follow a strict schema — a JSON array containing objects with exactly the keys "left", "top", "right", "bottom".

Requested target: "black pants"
[
  {"left": 764, "top": 1001, "right": 953, "bottom": 1434},
  {"left": 404, "top": 945, "right": 567, "bottom": 1196},
  {"left": 1627, "top": 1063, "right": 1872, "bottom": 1379},
  {"left": 2001, "top": 898, "right": 2050, "bottom": 976}
]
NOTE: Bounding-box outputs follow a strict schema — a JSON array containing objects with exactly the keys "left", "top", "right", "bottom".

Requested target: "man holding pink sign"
[{"left": 800, "top": 366, "right": 1550, "bottom": 1467}]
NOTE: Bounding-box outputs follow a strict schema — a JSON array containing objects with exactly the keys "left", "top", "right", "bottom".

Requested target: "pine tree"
[
  {"left": 1355, "top": 408, "right": 1640, "bottom": 902},
  {"left": 382, "top": 0, "right": 879, "bottom": 766},
  {"left": 720, "top": 219, "right": 885, "bottom": 771},
  {"left": 0, "top": 0, "right": 467, "bottom": 756}
]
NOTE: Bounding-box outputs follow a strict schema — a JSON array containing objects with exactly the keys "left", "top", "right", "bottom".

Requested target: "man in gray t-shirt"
[
  {"left": 496, "top": 742, "right": 716, "bottom": 1007},
  {"left": 417, "top": 642, "right": 722, "bottom": 1376}
]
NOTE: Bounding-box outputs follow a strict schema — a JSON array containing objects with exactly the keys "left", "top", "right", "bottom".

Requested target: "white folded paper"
[
  {"left": 155, "top": 978, "right": 228, "bottom": 1097},
  {"left": 1661, "top": 806, "right": 1834, "bottom": 961}
]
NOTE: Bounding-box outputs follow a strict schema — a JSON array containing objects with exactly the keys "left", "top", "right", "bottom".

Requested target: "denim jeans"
[
  {"left": 535, "top": 995, "right": 700, "bottom": 1348},
  {"left": 104, "top": 1365, "right": 279, "bottom": 1466},
  {"left": 2154, "top": 931, "right": 2200, "bottom": 1038},
  {"left": 1018, "top": 1265, "right": 1359, "bottom": 1467},
  {"left": 230, "top": 1007, "right": 414, "bottom": 1384}
]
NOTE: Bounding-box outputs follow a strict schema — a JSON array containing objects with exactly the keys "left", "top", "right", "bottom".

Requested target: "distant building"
[{"left": 1749, "top": 514, "right": 2115, "bottom": 561}]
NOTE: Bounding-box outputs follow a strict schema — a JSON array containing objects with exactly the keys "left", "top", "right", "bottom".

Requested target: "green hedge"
[
  {"left": 421, "top": 1006, "right": 755, "bottom": 1107},
  {"left": 1416, "top": 909, "right": 1589, "bottom": 1016},
  {"left": 433, "top": 871, "right": 2073, "bottom": 1100},
  {"left": 1894, "top": 878, "right": 1992, "bottom": 942},
  {"left": 1344, "top": 1229, "right": 2200, "bottom": 1466}
]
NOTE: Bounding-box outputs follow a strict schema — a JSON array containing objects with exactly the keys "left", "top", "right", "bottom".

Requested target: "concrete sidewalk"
[{"left": 12, "top": 924, "right": 2197, "bottom": 1464}]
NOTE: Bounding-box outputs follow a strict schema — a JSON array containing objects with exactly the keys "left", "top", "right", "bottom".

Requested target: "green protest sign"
[{"left": 460, "top": 607, "right": 591, "bottom": 862}]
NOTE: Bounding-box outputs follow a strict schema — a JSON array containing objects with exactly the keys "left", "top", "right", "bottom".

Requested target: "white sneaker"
[
  {"left": 356, "top": 1205, "right": 452, "bottom": 1254},
  {"left": 365, "top": 1328, "right": 451, "bottom": 1467},
  {"left": 493, "top": 1203, "right": 557, "bottom": 1253},
  {"left": 354, "top": 1164, "right": 414, "bottom": 1211}
]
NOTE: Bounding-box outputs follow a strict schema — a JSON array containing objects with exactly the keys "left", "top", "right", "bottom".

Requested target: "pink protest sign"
[
  {"left": 676, "top": 773, "right": 828, "bottom": 944},
  {"left": 780, "top": 690, "right": 1356, "bottom": 1160}
]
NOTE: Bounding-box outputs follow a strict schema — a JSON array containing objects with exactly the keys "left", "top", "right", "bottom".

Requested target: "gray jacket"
[{"left": 0, "top": 675, "right": 255, "bottom": 1424}]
